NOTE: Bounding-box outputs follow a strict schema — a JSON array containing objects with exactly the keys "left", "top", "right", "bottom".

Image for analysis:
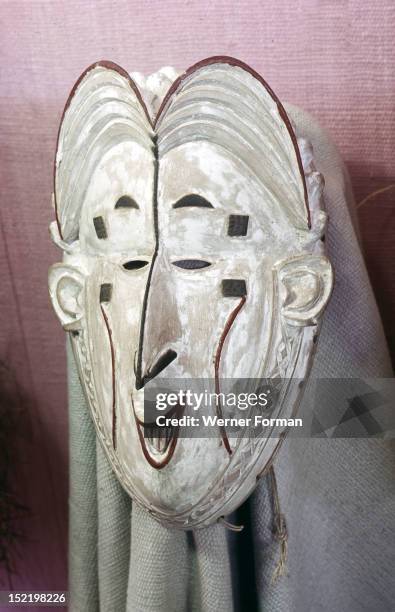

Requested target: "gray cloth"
[{"left": 67, "top": 107, "right": 394, "bottom": 612}]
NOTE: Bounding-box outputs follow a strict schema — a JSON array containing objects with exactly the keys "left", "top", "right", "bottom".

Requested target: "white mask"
[{"left": 49, "top": 58, "right": 333, "bottom": 528}]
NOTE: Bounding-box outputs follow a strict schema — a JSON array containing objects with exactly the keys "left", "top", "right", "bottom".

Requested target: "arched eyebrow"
[
  {"left": 172, "top": 194, "right": 214, "bottom": 209},
  {"left": 115, "top": 195, "right": 139, "bottom": 209}
]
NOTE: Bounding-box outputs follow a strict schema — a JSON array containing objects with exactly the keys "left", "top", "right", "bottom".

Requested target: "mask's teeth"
[
  {"left": 145, "top": 425, "right": 150, "bottom": 443},
  {"left": 157, "top": 427, "right": 163, "bottom": 452},
  {"left": 142, "top": 421, "right": 174, "bottom": 454}
]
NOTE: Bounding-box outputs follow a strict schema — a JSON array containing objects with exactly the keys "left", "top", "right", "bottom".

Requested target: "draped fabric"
[{"left": 67, "top": 107, "right": 394, "bottom": 612}]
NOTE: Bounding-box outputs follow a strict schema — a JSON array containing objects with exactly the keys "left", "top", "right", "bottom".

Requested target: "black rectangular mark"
[
  {"left": 222, "top": 279, "right": 247, "bottom": 297},
  {"left": 93, "top": 216, "right": 108, "bottom": 239},
  {"left": 228, "top": 214, "right": 249, "bottom": 237},
  {"left": 100, "top": 283, "right": 112, "bottom": 303}
]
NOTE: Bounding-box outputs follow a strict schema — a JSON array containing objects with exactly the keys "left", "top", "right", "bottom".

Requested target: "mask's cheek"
[
  {"left": 219, "top": 266, "right": 274, "bottom": 380},
  {"left": 172, "top": 262, "right": 273, "bottom": 380},
  {"left": 84, "top": 261, "right": 147, "bottom": 450},
  {"left": 170, "top": 272, "right": 224, "bottom": 378}
]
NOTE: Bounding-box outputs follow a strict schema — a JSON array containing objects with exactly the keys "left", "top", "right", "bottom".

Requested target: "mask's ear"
[
  {"left": 276, "top": 255, "right": 333, "bottom": 326},
  {"left": 48, "top": 264, "right": 85, "bottom": 330}
]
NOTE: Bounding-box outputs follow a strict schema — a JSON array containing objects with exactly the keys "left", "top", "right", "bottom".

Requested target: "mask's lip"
[{"left": 131, "top": 395, "right": 183, "bottom": 469}]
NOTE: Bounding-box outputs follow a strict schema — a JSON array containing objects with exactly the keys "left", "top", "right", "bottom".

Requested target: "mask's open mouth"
[{"left": 132, "top": 398, "right": 183, "bottom": 469}]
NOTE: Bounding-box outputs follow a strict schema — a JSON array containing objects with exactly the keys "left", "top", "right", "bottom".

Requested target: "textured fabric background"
[
  {"left": 67, "top": 106, "right": 394, "bottom": 612},
  {"left": 0, "top": 0, "right": 394, "bottom": 605}
]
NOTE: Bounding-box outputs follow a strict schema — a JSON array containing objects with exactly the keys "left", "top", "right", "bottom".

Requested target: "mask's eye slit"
[
  {"left": 172, "top": 260, "right": 211, "bottom": 270},
  {"left": 115, "top": 195, "right": 139, "bottom": 209},
  {"left": 221, "top": 279, "right": 247, "bottom": 297},
  {"left": 123, "top": 260, "right": 149, "bottom": 270},
  {"left": 173, "top": 195, "right": 214, "bottom": 209}
]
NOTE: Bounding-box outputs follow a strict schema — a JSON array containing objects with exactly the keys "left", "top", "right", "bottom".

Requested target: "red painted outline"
[
  {"left": 100, "top": 304, "right": 117, "bottom": 450},
  {"left": 214, "top": 295, "right": 246, "bottom": 455},
  {"left": 132, "top": 396, "right": 179, "bottom": 470}
]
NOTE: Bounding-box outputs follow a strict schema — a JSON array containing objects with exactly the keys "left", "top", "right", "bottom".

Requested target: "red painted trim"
[
  {"left": 214, "top": 295, "right": 247, "bottom": 456},
  {"left": 100, "top": 304, "right": 117, "bottom": 451},
  {"left": 132, "top": 396, "right": 179, "bottom": 470}
]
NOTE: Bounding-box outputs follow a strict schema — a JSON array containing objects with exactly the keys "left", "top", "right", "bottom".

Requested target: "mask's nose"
[
  {"left": 135, "top": 253, "right": 181, "bottom": 389},
  {"left": 135, "top": 349, "right": 177, "bottom": 390}
]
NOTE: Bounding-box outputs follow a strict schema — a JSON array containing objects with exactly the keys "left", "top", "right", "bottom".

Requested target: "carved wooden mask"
[{"left": 49, "top": 58, "right": 333, "bottom": 528}]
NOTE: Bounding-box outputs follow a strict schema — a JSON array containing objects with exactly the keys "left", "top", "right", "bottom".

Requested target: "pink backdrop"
[{"left": 0, "top": 0, "right": 394, "bottom": 594}]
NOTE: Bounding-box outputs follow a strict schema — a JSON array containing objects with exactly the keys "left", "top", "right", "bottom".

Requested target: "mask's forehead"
[
  {"left": 160, "top": 141, "right": 260, "bottom": 208},
  {"left": 158, "top": 141, "right": 299, "bottom": 260},
  {"left": 79, "top": 140, "right": 155, "bottom": 255}
]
